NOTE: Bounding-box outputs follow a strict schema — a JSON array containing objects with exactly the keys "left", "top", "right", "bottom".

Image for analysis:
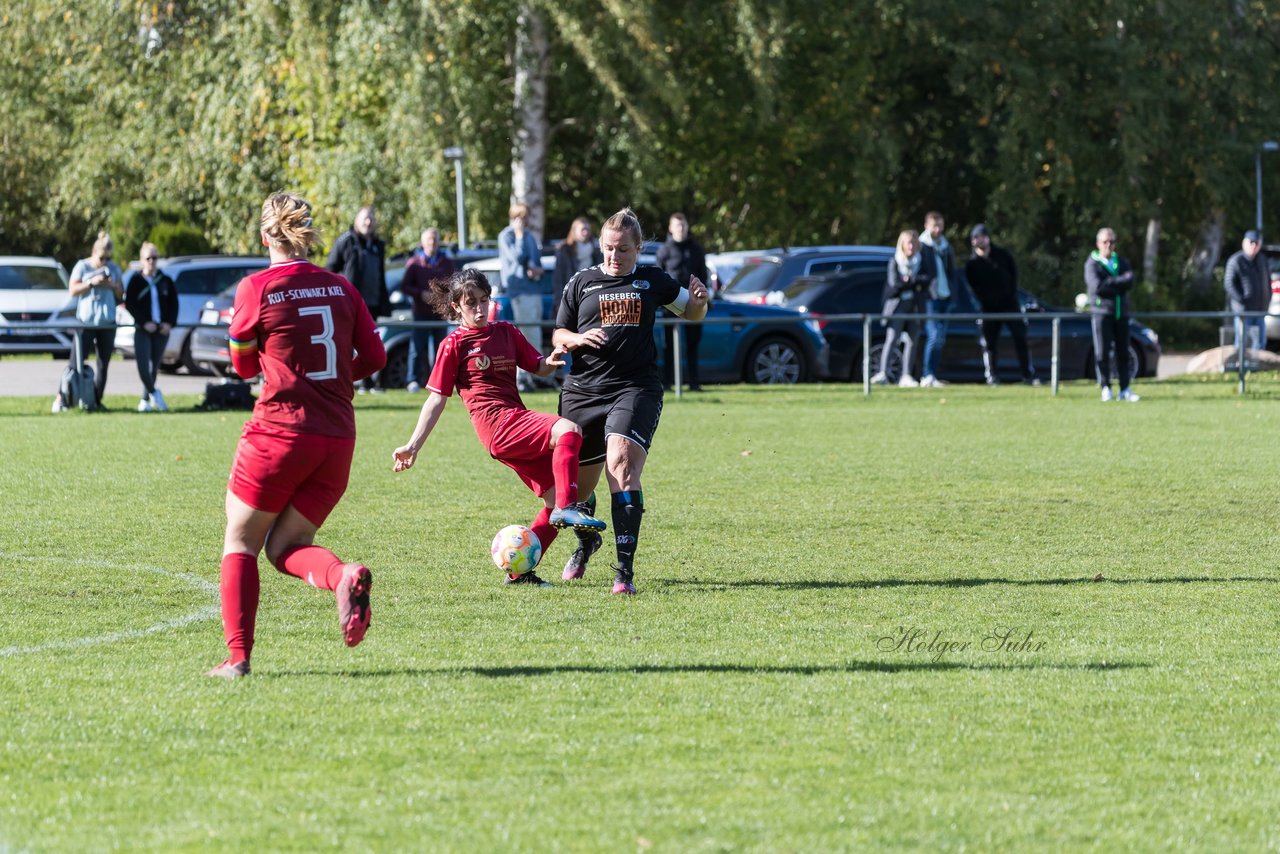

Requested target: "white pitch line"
[{"left": 0, "top": 552, "right": 219, "bottom": 658}]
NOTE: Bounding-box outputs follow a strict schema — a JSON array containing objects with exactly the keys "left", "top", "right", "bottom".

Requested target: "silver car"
[{"left": 0, "top": 256, "right": 75, "bottom": 356}]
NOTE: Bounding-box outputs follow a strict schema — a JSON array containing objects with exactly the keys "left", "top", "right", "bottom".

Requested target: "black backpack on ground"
[
  {"left": 200, "top": 379, "right": 256, "bottom": 411},
  {"left": 57, "top": 336, "right": 98, "bottom": 412}
]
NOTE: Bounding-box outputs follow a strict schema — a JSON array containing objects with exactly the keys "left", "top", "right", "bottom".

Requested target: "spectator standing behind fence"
[
  {"left": 870, "top": 230, "right": 935, "bottom": 387},
  {"left": 657, "top": 212, "right": 708, "bottom": 392},
  {"left": 917, "top": 211, "right": 956, "bottom": 388},
  {"left": 63, "top": 232, "right": 123, "bottom": 410},
  {"left": 553, "top": 217, "right": 602, "bottom": 320},
  {"left": 1083, "top": 227, "right": 1138, "bottom": 402},
  {"left": 499, "top": 202, "right": 545, "bottom": 393},
  {"left": 327, "top": 206, "right": 388, "bottom": 394},
  {"left": 400, "top": 227, "right": 454, "bottom": 393},
  {"left": 965, "top": 224, "right": 1037, "bottom": 385},
  {"left": 1223, "top": 229, "right": 1269, "bottom": 353},
  {"left": 123, "top": 242, "right": 178, "bottom": 412}
]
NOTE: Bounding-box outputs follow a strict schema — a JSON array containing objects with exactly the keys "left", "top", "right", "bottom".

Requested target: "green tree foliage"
[
  {"left": 2, "top": 0, "right": 1277, "bottom": 313},
  {"left": 108, "top": 201, "right": 188, "bottom": 262}
]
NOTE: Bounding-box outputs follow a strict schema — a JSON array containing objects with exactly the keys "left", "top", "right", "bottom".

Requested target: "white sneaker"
[
  {"left": 51, "top": 395, "right": 65, "bottom": 413},
  {"left": 898, "top": 375, "right": 919, "bottom": 388},
  {"left": 920, "top": 375, "right": 946, "bottom": 388},
  {"left": 869, "top": 372, "right": 889, "bottom": 385},
  {"left": 149, "top": 389, "right": 168, "bottom": 412},
  {"left": 406, "top": 381, "right": 421, "bottom": 393},
  {"left": 137, "top": 397, "right": 153, "bottom": 413},
  {"left": 1101, "top": 386, "right": 1113, "bottom": 402},
  {"left": 1118, "top": 389, "right": 1140, "bottom": 403}
]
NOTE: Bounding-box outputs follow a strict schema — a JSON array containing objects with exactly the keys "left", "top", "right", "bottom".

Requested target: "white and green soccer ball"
[
  {"left": 1074, "top": 293, "right": 1090, "bottom": 311},
  {"left": 491, "top": 524, "right": 542, "bottom": 574}
]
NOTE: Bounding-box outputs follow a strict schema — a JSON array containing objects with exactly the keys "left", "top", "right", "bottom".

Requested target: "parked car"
[
  {"left": 116, "top": 255, "right": 268, "bottom": 373},
  {"left": 0, "top": 256, "right": 75, "bottom": 356},
  {"left": 719, "top": 246, "right": 895, "bottom": 305},
  {"left": 705, "top": 248, "right": 780, "bottom": 296},
  {"left": 781, "top": 269, "right": 1160, "bottom": 383},
  {"left": 1259, "top": 245, "right": 1280, "bottom": 350}
]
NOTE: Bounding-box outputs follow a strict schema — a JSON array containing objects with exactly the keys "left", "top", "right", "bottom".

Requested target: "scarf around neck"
[
  {"left": 1090, "top": 250, "right": 1119, "bottom": 275},
  {"left": 895, "top": 248, "right": 922, "bottom": 279}
]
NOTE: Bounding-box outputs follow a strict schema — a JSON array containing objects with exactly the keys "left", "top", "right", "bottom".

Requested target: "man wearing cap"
[
  {"left": 965, "top": 224, "right": 1037, "bottom": 385},
  {"left": 1223, "top": 230, "right": 1270, "bottom": 352}
]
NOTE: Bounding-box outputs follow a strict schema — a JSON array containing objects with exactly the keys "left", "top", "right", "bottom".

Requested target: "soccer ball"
[
  {"left": 1074, "top": 293, "right": 1090, "bottom": 311},
  {"left": 491, "top": 524, "right": 542, "bottom": 574}
]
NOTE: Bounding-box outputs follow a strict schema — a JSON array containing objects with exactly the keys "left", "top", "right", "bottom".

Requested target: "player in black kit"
[{"left": 552, "top": 208, "right": 709, "bottom": 594}]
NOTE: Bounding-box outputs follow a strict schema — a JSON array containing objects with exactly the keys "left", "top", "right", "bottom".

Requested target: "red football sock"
[
  {"left": 220, "top": 552, "right": 260, "bottom": 664},
  {"left": 274, "top": 544, "right": 345, "bottom": 590},
  {"left": 530, "top": 505, "right": 558, "bottom": 554},
  {"left": 552, "top": 431, "right": 582, "bottom": 508}
]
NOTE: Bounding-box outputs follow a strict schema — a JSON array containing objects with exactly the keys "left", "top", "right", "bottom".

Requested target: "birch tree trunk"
[
  {"left": 511, "top": 4, "right": 549, "bottom": 241},
  {"left": 1183, "top": 209, "right": 1225, "bottom": 300},
  {"left": 1142, "top": 217, "right": 1161, "bottom": 291}
]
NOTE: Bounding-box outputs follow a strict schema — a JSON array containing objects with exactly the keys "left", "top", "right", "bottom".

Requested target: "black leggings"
[{"left": 78, "top": 327, "right": 116, "bottom": 404}]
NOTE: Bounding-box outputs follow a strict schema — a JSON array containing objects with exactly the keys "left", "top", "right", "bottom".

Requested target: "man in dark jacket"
[
  {"left": 656, "top": 212, "right": 708, "bottom": 390},
  {"left": 400, "top": 227, "right": 454, "bottom": 391},
  {"left": 1223, "top": 229, "right": 1270, "bottom": 352},
  {"left": 1083, "top": 227, "right": 1137, "bottom": 402},
  {"left": 327, "top": 206, "right": 388, "bottom": 391},
  {"left": 965, "top": 224, "right": 1036, "bottom": 385}
]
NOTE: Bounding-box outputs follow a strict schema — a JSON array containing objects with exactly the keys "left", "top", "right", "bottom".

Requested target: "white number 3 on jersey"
[{"left": 298, "top": 305, "right": 337, "bottom": 380}]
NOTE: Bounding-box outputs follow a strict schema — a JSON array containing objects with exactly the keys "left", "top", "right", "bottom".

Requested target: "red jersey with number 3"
[
  {"left": 230, "top": 260, "right": 382, "bottom": 437},
  {"left": 427, "top": 322, "right": 544, "bottom": 451}
]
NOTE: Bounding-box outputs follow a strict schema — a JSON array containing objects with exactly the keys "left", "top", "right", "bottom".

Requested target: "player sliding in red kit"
[
  {"left": 392, "top": 268, "right": 605, "bottom": 586},
  {"left": 207, "top": 192, "right": 387, "bottom": 679}
]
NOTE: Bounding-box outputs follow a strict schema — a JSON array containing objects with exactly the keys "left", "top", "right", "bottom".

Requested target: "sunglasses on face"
[{"left": 142, "top": 255, "right": 158, "bottom": 261}]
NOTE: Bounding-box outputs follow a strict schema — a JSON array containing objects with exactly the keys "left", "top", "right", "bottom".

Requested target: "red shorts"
[
  {"left": 228, "top": 422, "right": 355, "bottom": 527},
  {"left": 488, "top": 408, "right": 558, "bottom": 498}
]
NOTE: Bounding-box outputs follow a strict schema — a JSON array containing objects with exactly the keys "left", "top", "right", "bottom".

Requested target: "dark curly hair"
[{"left": 429, "top": 268, "right": 492, "bottom": 321}]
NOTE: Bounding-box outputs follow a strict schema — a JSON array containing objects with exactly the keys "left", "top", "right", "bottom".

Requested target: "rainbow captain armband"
[
  {"left": 228, "top": 335, "right": 261, "bottom": 377},
  {"left": 228, "top": 335, "right": 258, "bottom": 356}
]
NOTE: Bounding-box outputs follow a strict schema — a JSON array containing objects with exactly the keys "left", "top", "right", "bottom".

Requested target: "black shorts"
[{"left": 559, "top": 385, "right": 664, "bottom": 465}]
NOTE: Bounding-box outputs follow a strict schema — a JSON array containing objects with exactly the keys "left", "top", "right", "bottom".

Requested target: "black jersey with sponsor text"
[{"left": 556, "top": 264, "right": 682, "bottom": 391}]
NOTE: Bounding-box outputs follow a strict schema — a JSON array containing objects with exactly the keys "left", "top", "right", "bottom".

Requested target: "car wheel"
[
  {"left": 179, "top": 333, "right": 212, "bottom": 376},
  {"left": 744, "top": 336, "right": 807, "bottom": 384},
  {"left": 866, "top": 342, "right": 903, "bottom": 383},
  {"left": 379, "top": 342, "right": 410, "bottom": 390}
]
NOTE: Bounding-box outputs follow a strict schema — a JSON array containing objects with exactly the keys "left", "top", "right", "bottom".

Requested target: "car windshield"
[
  {"left": 0, "top": 264, "right": 67, "bottom": 290},
  {"left": 722, "top": 260, "right": 781, "bottom": 296}
]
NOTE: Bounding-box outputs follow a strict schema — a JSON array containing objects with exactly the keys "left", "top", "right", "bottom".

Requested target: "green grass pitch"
[{"left": 2, "top": 376, "right": 1279, "bottom": 851}]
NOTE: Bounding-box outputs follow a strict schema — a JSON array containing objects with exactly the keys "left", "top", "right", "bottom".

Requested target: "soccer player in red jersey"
[
  {"left": 207, "top": 192, "right": 387, "bottom": 679},
  {"left": 392, "top": 269, "right": 606, "bottom": 586}
]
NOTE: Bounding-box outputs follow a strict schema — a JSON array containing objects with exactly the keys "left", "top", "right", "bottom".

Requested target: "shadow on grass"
[
  {"left": 263, "top": 659, "right": 1147, "bottom": 679},
  {"left": 657, "top": 575, "right": 1278, "bottom": 590}
]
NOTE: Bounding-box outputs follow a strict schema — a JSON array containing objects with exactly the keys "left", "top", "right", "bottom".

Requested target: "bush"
[
  {"left": 148, "top": 222, "right": 211, "bottom": 257},
  {"left": 107, "top": 201, "right": 189, "bottom": 261}
]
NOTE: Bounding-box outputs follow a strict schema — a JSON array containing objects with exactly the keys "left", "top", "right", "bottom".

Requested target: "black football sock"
[{"left": 610, "top": 490, "right": 644, "bottom": 581}]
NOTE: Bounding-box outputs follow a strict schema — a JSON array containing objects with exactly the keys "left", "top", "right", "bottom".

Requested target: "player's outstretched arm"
[
  {"left": 682, "top": 275, "right": 709, "bottom": 321},
  {"left": 392, "top": 391, "right": 449, "bottom": 473},
  {"left": 553, "top": 327, "right": 607, "bottom": 352},
  {"left": 536, "top": 345, "right": 569, "bottom": 377}
]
